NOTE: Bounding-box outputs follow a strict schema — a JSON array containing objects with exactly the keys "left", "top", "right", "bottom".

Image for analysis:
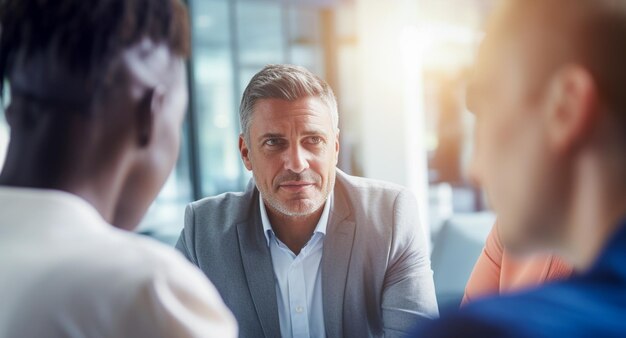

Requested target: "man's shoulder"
[
  {"left": 409, "top": 307, "right": 526, "bottom": 338},
  {"left": 339, "top": 170, "right": 406, "bottom": 193},
  {"left": 337, "top": 170, "right": 410, "bottom": 204},
  {"left": 463, "top": 282, "right": 582, "bottom": 321},
  {"left": 418, "top": 280, "right": 612, "bottom": 338},
  {"left": 410, "top": 290, "right": 550, "bottom": 338},
  {"left": 190, "top": 189, "right": 252, "bottom": 213},
  {"left": 335, "top": 171, "right": 421, "bottom": 241},
  {"left": 186, "top": 188, "right": 255, "bottom": 230}
]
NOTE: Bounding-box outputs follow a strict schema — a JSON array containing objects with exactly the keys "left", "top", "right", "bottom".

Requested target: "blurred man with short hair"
[
  {"left": 410, "top": 0, "right": 626, "bottom": 337},
  {"left": 0, "top": 0, "right": 236, "bottom": 336}
]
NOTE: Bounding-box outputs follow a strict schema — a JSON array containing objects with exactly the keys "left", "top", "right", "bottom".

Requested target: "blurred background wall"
[{"left": 0, "top": 0, "right": 497, "bottom": 309}]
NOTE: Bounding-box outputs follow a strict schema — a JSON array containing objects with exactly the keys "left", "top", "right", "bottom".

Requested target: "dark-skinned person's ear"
[{"left": 136, "top": 86, "right": 164, "bottom": 147}]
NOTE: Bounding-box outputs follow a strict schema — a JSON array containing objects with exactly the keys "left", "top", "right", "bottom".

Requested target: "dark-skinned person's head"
[
  {"left": 467, "top": 0, "right": 626, "bottom": 266},
  {"left": 0, "top": 0, "right": 190, "bottom": 230}
]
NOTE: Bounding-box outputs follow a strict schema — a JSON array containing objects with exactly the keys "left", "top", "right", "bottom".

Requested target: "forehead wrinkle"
[
  {"left": 252, "top": 104, "right": 333, "bottom": 134},
  {"left": 252, "top": 96, "right": 334, "bottom": 122},
  {"left": 255, "top": 119, "right": 330, "bottom": 136}
]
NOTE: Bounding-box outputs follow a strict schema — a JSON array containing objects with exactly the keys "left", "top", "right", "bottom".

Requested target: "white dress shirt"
[
  {"left": 259, "top": 194, "right": 332, "bottom": 338},
  {"left": 0, "top": 187, "right": 237, "bottom": 338}
]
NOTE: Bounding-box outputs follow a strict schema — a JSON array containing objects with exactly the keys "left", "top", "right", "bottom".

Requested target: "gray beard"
[{"left": 257, "top": 173, "right": 335, "bottom": 218}]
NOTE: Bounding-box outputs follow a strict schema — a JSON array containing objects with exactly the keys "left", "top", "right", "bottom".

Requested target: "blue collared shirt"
[{"left": 260, "top": 193, "right": 332, "bottom": 338}]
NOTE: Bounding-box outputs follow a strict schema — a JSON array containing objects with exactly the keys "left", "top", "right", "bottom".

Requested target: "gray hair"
[{"left": 239, "top": 64, "right": 339, "bottom": 143}]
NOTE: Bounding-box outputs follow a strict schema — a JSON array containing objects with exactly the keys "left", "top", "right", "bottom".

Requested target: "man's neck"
[
  {"left": 266, "top": 203, "right": 325, "bottom": 255},
  {"left": 564, "top": 153, "right": 626, "bottom": 271}
]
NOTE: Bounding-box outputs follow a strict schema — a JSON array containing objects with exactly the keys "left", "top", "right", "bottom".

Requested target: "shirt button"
[{"left": 295, "top": 306, "right": 304, "bottom": 313}]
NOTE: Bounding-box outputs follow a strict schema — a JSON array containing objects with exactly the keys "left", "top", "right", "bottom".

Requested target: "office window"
[
  {"left": 0, "top": 86, "right": 9, "bottom": 173},
  {"left": 288, "top": 7, "right": 324, "bottom": 74},
  {"left": 191, "top": 0, "right": 244, "bottom": 197},
  {"left": 0, "top": 115, "right": 7, "bottom": 171},
  {"left": 237, "top": 2, "right": 285, "bottom": 67},
  {"left": 188, "top": 0, "right": 329, "bottom": 201},
  {"left": 236, "top": 1, "right": 286, "bottom": 101}
]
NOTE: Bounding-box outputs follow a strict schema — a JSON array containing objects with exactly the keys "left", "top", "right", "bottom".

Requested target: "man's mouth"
[{"left": 278, "top": 181, "right": 315, "bottom": 192}]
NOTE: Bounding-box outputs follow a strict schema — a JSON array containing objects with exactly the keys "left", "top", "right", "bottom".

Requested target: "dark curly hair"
[{"left": 0, "top": 0, "right": 190, "bottom": 106}]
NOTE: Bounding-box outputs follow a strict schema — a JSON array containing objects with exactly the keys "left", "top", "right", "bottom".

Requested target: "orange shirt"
[{"left": 462, "top": 222, "right": 573, "bottom": 305}]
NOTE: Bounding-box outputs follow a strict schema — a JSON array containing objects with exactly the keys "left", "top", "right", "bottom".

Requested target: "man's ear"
[
  {"left": 544, "top": 65, "right": 598, "bottom": 154},
  {"left": 136, "top": 87, "right": 163, "bottom": 147},
  {"left": 239, "top": 134, "right": 253, "bottom": 171}
]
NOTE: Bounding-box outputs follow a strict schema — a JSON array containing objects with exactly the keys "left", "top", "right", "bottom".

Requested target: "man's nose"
[{"left": 283, "top": 144, "right": 309, "bottom": 174}]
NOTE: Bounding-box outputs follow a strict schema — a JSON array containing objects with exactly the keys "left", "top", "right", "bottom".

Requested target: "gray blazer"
[{"left": 176, "top": 169, "right": 438, "bottom": 338}]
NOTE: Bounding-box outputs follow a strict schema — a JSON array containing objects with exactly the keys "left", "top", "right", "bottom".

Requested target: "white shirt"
[
  {"left": 259, "top": 194, "right": 332, "bottom": 338},
  {"left": 0, "top": 187, "right": 237, "bottom": 338}
]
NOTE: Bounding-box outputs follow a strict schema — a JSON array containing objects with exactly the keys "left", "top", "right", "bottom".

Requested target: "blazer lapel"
[
  {"left": 237, "top": 191, "right": 281, "bottom": 338},
  {"left": 322, "top": 181, "right": 356, "bottom": 338}
]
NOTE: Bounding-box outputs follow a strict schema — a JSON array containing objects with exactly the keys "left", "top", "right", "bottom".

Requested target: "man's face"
[
  {"left": 468, "top": 28, "right": 567, "bottom": 252},
  {"left": 240, "top": 96, "right": 339, "bottom": 218}
]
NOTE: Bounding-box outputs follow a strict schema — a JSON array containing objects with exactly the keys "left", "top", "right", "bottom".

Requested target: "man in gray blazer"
[{"left": 176, "top": 64, "right": 438, "bottom": 338}]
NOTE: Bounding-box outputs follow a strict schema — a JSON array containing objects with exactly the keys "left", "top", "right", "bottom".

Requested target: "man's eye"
[
  {"left": 307, "top": 136, "right": 323, "bottom": 144},
  {"left": 265, "top": 138, "right": 282, "bottom": 146}
]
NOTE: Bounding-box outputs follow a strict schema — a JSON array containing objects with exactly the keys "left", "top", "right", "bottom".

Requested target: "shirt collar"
[{"left": 259, "top": 192, "right": 333, "bottom": 247}]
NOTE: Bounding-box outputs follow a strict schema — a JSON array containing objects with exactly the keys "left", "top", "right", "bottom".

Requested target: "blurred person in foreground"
[
  {"left": 462, "top": 221, "right": 572, "bottom": 305},
  {"left": 410, "top": 0, "right": 626, "bottom": 337},
  {"left": 0, "top": 0, "right": 236, "bottom": 337},
  {"left": 176, "top": 64, "right": 438, "bottom": 338}
]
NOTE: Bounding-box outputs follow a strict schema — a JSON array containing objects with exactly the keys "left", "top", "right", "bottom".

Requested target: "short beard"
[
  {"left": 264, "top": 193, "right": 328, "bottom": 218},
  {"left": 257, "top": 170, "right": 336, "bottom": 218}
]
